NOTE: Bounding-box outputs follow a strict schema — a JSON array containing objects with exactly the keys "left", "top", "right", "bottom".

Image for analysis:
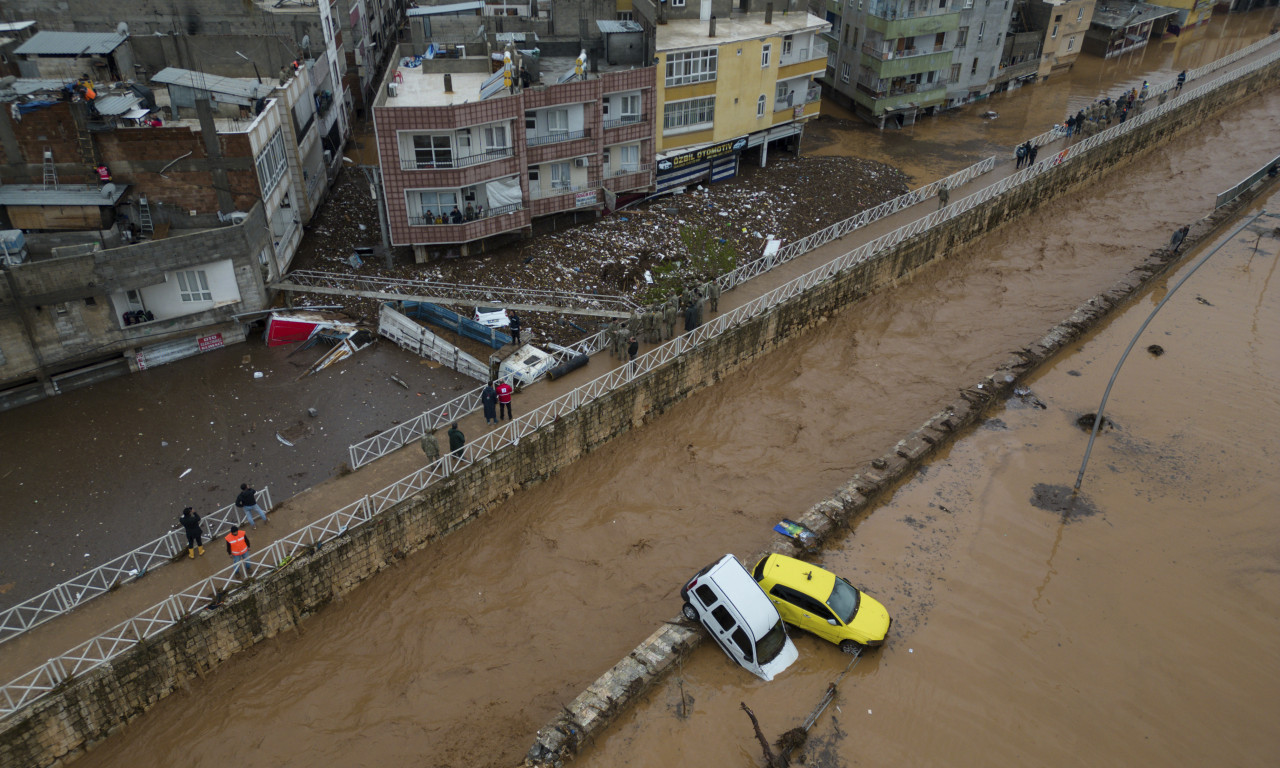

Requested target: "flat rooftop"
[
  {"left": 657, "top": 11, "right": 828, "bottom": 53},
  {"left": 383, "top": 55, "right": 643, "bottom": 108}
]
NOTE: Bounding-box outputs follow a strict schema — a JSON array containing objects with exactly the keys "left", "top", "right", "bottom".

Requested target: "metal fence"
[
  {"left": 0, "top": 489, "right": 271, "bottom": 647},
  {"left": 5, "top": 38, "right": 1279, "bottom": 721},
  {"left": 1216, "top": 153, "right": 1280, "bottom": 208}
]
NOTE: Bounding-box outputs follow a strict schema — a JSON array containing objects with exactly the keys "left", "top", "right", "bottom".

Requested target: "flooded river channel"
[{"left": 63, "top": 66, "right": 1280, "bottom": 768}]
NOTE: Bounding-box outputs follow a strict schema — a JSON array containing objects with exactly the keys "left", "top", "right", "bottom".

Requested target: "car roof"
[
  {"left": 759, "top": 553, "right": 836, "bottom": 600},
  {"left": 706, "top": 555, "right": 781, "bottom": 637}
]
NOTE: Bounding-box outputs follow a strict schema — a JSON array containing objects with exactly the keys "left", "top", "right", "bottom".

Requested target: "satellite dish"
[{"left": 116, "top": 22, "right": 129, "bottom": 36}]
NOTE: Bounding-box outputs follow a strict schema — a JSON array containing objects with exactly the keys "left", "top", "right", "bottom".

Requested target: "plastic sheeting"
[{"left": 486, "top": 177, "right": 522, "bottom": 209}]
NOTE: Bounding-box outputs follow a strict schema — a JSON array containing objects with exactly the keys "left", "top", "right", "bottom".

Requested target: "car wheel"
[
  {"left": 840, "top": 640, "right": 861, "bottom": 655},
  {"left": 681, "top": 602, "right": 698, "bottom": 621}
]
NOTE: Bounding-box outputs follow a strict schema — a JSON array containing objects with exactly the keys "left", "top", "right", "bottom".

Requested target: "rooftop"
[
  {"left": 656, "top": 11, "right": 828, "bottom": 52},
  {"left": 407, "top": 1, "right": 484, "bottom": 16},
  {"left": 1090, "top": 1, "right": 1178, "bottom": 28},
  {"left": 383, "top": 54, "right": 643, "bottom": 108},
  {"left": 151, "top": 68, "right": 274, "bottom": 101},
  {"left": 0, "top": 21, "right": 37, "bottom": 33},
  {"left": 0, "top": 184, "right": 129, "bottom": 207},
  {"left": 14, "top": 31, "right": 127, "bottom": 56}
]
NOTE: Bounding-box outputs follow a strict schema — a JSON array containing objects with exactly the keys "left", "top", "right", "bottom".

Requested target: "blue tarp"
[{"left": 400, "top": 301, "right": 511, "bottom": 349}]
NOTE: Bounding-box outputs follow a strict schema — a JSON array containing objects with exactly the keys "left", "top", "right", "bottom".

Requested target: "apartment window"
[
  {"left": 618, "top": 144, "right": 639, "bottom": 168},
  {"left": 525, "top": 110, "right": 536, "bottom": 130},
  {"left": 412, "top": 134, "right": 453, "bottom": 168},
  {"left": 956, "top": 26, "right": 968, "bottom": 47},
  {"left": 963, "top": 0, "right": 973, "bottom": 7},
  {"left": 776, "top": 81, "right": 789, "bottom": 102},
  {"left": 1077, "top": 7, "right": 1083, "bottom": 21},
  {"left": 671, "top": 0, "right": 685, "bottom": 6},
  {"left": 528, "top": 167, "right": 540, "bottom": 182},
  {"left": 483, "top": 124, "right": 508, "bottom": 149},
  {"left": 1055, "top": 13, "right": 1063, "bottom": 21},
  {"left": 840, "top": 62, "right": 851, "bottom": 83},
  {"left": 977, "top": 21, "right": 985, "bottom": 42},
  {"left": 254, "top": 129, "right": 288, "bottom": 196},
  {"left": 663, "top": 96, "right": 715, "bottom": 132},
  {"left": 616, "top": 11, "right": 633, "bottom": 20},
  {"left": 762, "top": 43, "right": 772, "bottom": 67},
  {"left": 665, "top": 49, "right": 717, "bottom": 86},
  {"left": 951, "top": 63, "right": 961, "bottom": 81},
  {"left": 176, "top": 270, "right": 212, "bottom": 303},
  {"left": 783, "top": 35, "right": 794, "bottom": 56},
  {"left": 547, "top": 109, "right": 569, "bottom": 132},
  {"left": 1067, "top": 36, "right": 1075, "bottom": 51},
  {"left": 550, "top": 161, "right": 571, "bottom": 188},
  {"left": 971, "top": 57, "right": 978, "bottom": 75},
  {"left": 1051, "top": 23, "right": 1058, "bottom": 38},
  {"left": 757, "top": 94, "right": 766, "bottom": 117},
  {"left": 619, "top": 94, "right": 641, "bottom": 120},
  {"left": 602, "top": 147, "right": 611, "bottom": 165}
]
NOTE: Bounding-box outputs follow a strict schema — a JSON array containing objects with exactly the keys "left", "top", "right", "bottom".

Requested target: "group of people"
[
  {"left": 604, "top": 281, "right": 722, "bottom": 361},
  {"left": 122, "top": 309, "right": 156, "bottom": 326},
  {"left": 1058, "top": 72, "right": 1186, "bottom": 141},
  {"left": 1014, "top": 140, "right": 1040, "bottom": 169},
  {"left": 177, "top": 484, "right": 270, "bottom": 580},
  {"left": 423, "top": 204, "right": 484, "bottom": 225}
]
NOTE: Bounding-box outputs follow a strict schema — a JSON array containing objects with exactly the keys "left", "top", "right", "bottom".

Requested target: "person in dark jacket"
[
  {"left": 448, "top": 423, "right": 466, "bottom": 458},
  {"left": 627, "top": 336, "right": 639, "bottom": 361},
  {"left": 180, "top": 506, "right": 205, "bottom": 558},
  {"left": 481, "top": 381, "right": 498, "bottom": 425},
  {"left": 235, "top": 483, "right": 269, "bottom": 527},
  {"left": 508, "top": 314, "right": 522, "bottom": 345}
]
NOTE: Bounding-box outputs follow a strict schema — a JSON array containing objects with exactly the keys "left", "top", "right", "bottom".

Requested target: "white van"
[{"left": 680, "top": 554, "right": 799, "bottom": 681}]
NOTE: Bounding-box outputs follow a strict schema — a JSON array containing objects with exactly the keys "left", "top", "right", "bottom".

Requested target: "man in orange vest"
[{"left": 225, "top": 524, "right": 254, "bottom": 579}]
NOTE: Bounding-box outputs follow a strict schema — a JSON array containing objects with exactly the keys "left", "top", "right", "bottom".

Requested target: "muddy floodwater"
[
  {"left": 62, "top": 67, "right": 1280, "bottom": 768},
  {"left": 578, "top": 192, "right": 1280, "bottom": 768}
]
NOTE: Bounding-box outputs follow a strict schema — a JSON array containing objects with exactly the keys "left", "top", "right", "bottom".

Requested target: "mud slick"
[{"left": 523, "top": 172, "right": 1279, "bottom": 768}]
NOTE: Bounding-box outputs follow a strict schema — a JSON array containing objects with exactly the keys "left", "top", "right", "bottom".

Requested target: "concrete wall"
[{"left": 2, "top": 53, "right": 1277, "bottom": 768}]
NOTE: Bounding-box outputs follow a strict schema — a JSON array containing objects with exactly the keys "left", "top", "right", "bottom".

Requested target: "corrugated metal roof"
[
  {"left": 14, "top": 31, "right": 126, "bottom": 56},
  {"left": 150, "top": 67, "right": 271, "bottom": 99},
  {"left": 93, "top": 93, "right": 141, "bottom": 116},
  {"left": 0, "top": 21, "right": 37, "bottom": 33},
  {"left": 0, "top": 184, "right": 128, "bottom": 206},
  {"left": 495, "top": 32, "right": 536, "bottom": 42},
  {"left": 596, "top": 20, "right": 643, "bottom": 34},
  {"left": 11, "top": 79, "right": 69, "bottom": 95},
  {"left": 407, "top": 1, "right": 484, "bottom": 16}
]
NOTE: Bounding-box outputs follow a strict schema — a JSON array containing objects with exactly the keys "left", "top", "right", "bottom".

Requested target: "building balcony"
[
  {"left": 779, "top": 39, "right": 829, "bottom": 68},
  {"left": 774, "top": 87, "right": 823, "bottom": 112},
  {"left": 603, "top": 169, "right": 653, "bottom": 194},
  {"left": 992, "top": 59, "right": 1039, "bottom": 85},
  {"left": 860, "top": 49, "right": 953, "bottom": 79},
  {"left": 526, "top": 128, "right": 591, "bottom": 147},
  {"left": 399, "top": 145, "right": 515, "bottom": 171},
  {"left": 853, "top": 78, "right": 948, "bottom": 115},
  {"left": 404, "top": 203, "right": 528, "bottom": 245},
  {"left": 528, "top": 186, "right": 602, "bottom": 216},
  {"left": 864, "top": 9, "right": 959, "bottom": 39},
  {"left": 602, "top": 114, "right": 645, "bottom": 130},
  {"left": 860, "top": 43, "right": 947, "bottom": 61},
  {"left": 772, "top": 99, "right": 820, "bottom": 125}
]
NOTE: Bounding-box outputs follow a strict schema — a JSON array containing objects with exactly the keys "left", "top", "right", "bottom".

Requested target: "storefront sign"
[
  {"left": 574, "top": 189, "right": 599, "bottom": 208},
  {"left": 198, "top": 333, "right": 225, "bottom": 352},
  {"left": 656, "top": 136, "right": 748, "bottom": 172}
]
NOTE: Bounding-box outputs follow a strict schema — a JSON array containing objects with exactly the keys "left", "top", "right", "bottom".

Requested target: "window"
[
  {"left": 776, "top": 81, "right": 789, "bottom": 102},
  {"left": 616, "top": 11, "right": 633, "bottom": 20},
  {"left": 546, "top": 109, "right": 569, "bottom": 133},
  {"left": 619, "top": 94, "right": 641, "bottom": 120},
  {"left": 414, "top": 190, "right": 459, "bottom": 221},
  {"left": 840, "top": 62, "right": 851, "bottom": 83},
  {"left": 711, "top": 606, "right": 736, "bottom": 631},
  {"left": 951, "top": 63, "right": 961, "bottom": 81},
  {"left": 482, "top": 124, "right": 507, "bottom": 149},
  {"left": 761, "top": 43, "right": 772, "bottom": 67},
  {"left": 412, "top": 134, "right": 453, "bottom": 168},
  {"left": 662, "top": 96, "right": 715, "bottom": 132},
  {"left": 525, "top": 110, "right": 536, "bottom": 130},
  {"left": 528, "top": 167, "right": 539, "bottom": 182},
  {"left": 971, "top": 57, "right": 978, "bottom": 75},
  {"left": 618, "top": 144, "right": 639, "bottom": 169},
  {"left": 665, "top": 49, "right": 717, "bottom": 86},
  {"left": 731, "top": 628, "right": 754, "bottom": 662},
  {"left": 671, "top": 0, "right": 685, "bottom": 6},
  {"left": 1067, "top": 35, "right": 1075, "bottom": 51},
  {"left": 956, "top": 26, "right": 968, "bottom": 47},
  {"left": 1054, "top": 13, "right": 1063, "bottom": 21},
  {"left": 1077, "top": 7, "right": 1083, "bottom": 21},
  {"left": 176, "top": 270, "right": 212, "bottom": 303},
  {"left": 783, "top": 35, "right": 794, "bottom": 56},
  {"left": 695, "top": 585, "right": 717, "bottom": 605},
  {"left": 756, "top": 95, "right": 766, "bottom": 117},
  {"left": 254, "top": 129, "right": 288, "bottom": 196},
  {"left": 1051, "top": 23, "right": 1058, "bottom": 38},
  {"left": 977, "top": 21, "right": 985, "bottom": 41},
  {"left": 602, "top": 147, "right": 610, "bottom": 165},
  {"left": 963, "top": 0, "right": 972, "bottom": 7},
  {"left": 550, "top": 161, "right": 571, "bottom": 188}
]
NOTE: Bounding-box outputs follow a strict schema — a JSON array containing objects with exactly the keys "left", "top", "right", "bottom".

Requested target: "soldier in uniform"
[
  {"left": 663, "top": 300, "right": 677, "bottom": 340},
  {"left": 707, "top": 280, "right": 721, "bottom": 313}
]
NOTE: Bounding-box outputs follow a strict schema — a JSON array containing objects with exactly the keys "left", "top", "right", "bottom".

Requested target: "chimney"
[
  {"left": 709, "top": 15, "right": 717, "bottom": 37},
  {"left": 766, "top": 3, "right": 774, "bottom": 24},
  {"left": 444, "top": 73, "right": 454, "bottom": 93}
]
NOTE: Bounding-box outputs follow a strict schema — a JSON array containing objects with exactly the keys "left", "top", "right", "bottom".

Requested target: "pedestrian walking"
[
  {"left": 1176, "top": 70, "right": 1186, "bottom": 92},
  {"left": 448, "top": 422, "right": 466, "bottom": 458},
  {"left": 481, "top": 381, "right": 498, "bottom": 425},
  {"left": 938, "top": 181, "right": 950, "bottom": 210},
  {"left": 420, "top": 430, "right": 441, "bottom": 461},
  {"left": 180, "top": 506, "right": 205, "bottom": 558},
  {"left": 627, "top": 335, "right": 639, "bottom": 362},
  {"left": 235, "top": 484, "right": 268, "bottom": 527},
  {"left": 496, "top": 378, "right": 513, "bottom": 421},
  {"left": 707, "top": 280, "right": 720, "bottom": 313},
  {"left": 1028, "top": 144, "right": 1038, "bottom": 165},
  {"left": 1016, "top": 143, "right": 1027, "bottom": 169},
  {"left": 225, "top": 524, "right": 254, "bottom": 579},
  {"left": 508, "top": 314, "right": 522, "bottom": 346},
  {"left": 1169, "top": 225, "right": 1190, "bottom": 253}
]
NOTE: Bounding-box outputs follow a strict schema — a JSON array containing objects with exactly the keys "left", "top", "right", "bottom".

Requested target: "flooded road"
[
  {"left": 577, "top": 193, "right": 1280, "bottom": 768},
  {"left": 63, "top": 75, "right": 1280, "bottom": 768},
  {"left": 807, "top": 9, "right": 1280, "bottom": 180}
]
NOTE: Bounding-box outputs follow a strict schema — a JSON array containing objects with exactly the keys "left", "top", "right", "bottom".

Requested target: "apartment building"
[
  {"left": 1083, "top": 0, "right": 1176, "bottom": 58},
  {"left": 374, "top": 46, "right": 656, "bottom": 259},
  {"left": 631, "top": 0, "right": 828, "bottom": 191},
  {"left": 1026, "top": 0, "right": 1097, "bottom": 78}
]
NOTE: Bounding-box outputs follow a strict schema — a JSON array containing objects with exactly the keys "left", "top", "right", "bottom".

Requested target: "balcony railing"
[
  {"left": 866, "top": 2, "right": 957, "bottom": 21},
  {"left": 855, "top": 76, "right": 949, "bottom": 100},
  {"left": 408, "top": 202, "right": 522, "bottom": 226},
  {"left": 529, "top": 182, "right": 587, "bottom": 200},
  {"left": 602, "top": 114, "right": 645, "bottom": 129},
  {"left": 773, "top": 87, "right": 823, "bottom": 112},
  {"left": 861, "top": 43, "right": 947, "bottom": 61},
  {"left": 780, "top": 40, "right": 829, "bottom": 67},
  {"left": 400, "top": 145, "right": 514, "bottom": 171},
  {"left": 526, "top": 128, "right": 590, "bottom": 147},
  {"left": 993, "top": 59, "right": 1039, "bottom": 84},
  {"left": 610, "top": 163, "right": 653, "bottom": 177}
]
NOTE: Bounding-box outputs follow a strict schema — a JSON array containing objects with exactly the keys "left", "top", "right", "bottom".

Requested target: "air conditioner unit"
[
  {"left": 387, "top": 81, "right": 399, "bottom": 98},
  {"left": 574, "top": 157, "right": 590, "bottom": 167}
]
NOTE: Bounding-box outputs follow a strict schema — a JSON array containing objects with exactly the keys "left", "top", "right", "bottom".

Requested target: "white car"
[{"left": 680, "top": 554, "right": 799, "bottom": 681}]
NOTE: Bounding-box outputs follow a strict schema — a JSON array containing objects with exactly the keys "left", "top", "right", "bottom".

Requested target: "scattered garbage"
[
  {"left": 253, "top": 371, "right": 264, "bottom": 379},
  {"left": 276, "top": 432, "right": 294, "bottom": 447},
  {"left": 178, "top": 468, "right": 192, "bottom": 479}
]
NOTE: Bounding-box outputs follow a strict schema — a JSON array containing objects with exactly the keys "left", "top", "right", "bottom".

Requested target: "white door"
[{"left": 700, "top": 0, "right": 711, "bottom": 21}]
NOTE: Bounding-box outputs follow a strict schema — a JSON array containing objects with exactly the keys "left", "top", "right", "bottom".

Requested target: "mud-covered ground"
[{"left": 291, "top": 152, "right": 909, "bottom": 344}]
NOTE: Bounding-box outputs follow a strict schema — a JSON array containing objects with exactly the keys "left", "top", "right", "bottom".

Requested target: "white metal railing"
[
  {"left": 0, "top": 489, "right": 272, "bottom": 646},
  {"left": 4, "top": 36, "right": 1278, "bottom": 722}
]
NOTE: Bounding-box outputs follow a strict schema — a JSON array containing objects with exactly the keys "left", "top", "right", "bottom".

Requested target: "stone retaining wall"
[{"left": 3, "top": 55, "right": 1277, "bottom": 768}]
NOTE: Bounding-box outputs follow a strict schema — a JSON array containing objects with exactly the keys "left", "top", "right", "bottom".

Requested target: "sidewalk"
[{"left": 4, "top": 36, "right": 1276, "bottom": 685}]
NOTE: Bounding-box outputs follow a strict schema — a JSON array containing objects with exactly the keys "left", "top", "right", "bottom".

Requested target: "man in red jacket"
[{"left": 496, "top": 378, "right": 513, "bottom": 421}]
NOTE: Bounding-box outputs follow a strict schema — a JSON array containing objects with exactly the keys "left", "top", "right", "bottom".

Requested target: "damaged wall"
[{"left": 2, "top": 53, "right": 1278, "bottom": 768}]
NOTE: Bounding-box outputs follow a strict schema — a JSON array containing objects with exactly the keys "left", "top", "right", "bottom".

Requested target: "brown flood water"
[
  {"left": 577, "top": 191, "right": 1280, "bottom": 768},
  {"left": 67, "top": 52, "right": 1280, "bottom": 768}
]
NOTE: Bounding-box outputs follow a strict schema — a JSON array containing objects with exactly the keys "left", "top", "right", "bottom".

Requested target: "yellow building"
[
  {"left": 643, "top": 5, "right": 829, "bottom": 193},
  {"left": 1160, "top": 0, "right": 1215, "bottom": 34}
]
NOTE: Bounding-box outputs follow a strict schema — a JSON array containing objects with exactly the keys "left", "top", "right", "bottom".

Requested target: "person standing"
[
  {"left": 225, "top": 524, "right": 253, "bottom": 579},
  {"left": 1015, "top": 143, "right": 1027, "bottom": 169},
  {"left": 663, "top": 301, "right": 677, "bottom": 340},
  {"left": 180, "top": 506, "right": 205, "bottom": 558},
  {"left": 684, "top": 303, "right": 698, "bottom": 333},
  {"left": 1176, "top": 70, "right": 1186, "bottom": 93},
  {"left": 496, "top": 379, "right": 514, "bottom": 421},
  {"left": 707, "top": 280, "right": 720, "bottom": 313},
  {"left": 481, "top": 381, "right": 499, "bottom": 425},
  {"left": 508, "top": 313, "right": 522, "bottom": 346},
  {"left": 448, "top": 422, "right": 466, "bottom": 457},
  {"left": 938, "top": 181, "right": 950, "bottom": 210},
  {"left": 627, "top": 335, "right": 639, "bottom": 362},
  {"left": 235, "top": 484, "right": 268, "bottom": 527},
  {"left": 1169, "top": 225, "right": 1190, "bottom": 253},
  {"left": 1028, "top": 144, "right": 1038, "bottom": 165},
  {"left": 420, "top": 429, "right": 441, "bottom": 461}
]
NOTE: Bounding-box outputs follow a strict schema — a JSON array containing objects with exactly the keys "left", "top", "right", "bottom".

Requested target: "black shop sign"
[{"left": 657, "top": 136, "right": 748, "bottom": 172}]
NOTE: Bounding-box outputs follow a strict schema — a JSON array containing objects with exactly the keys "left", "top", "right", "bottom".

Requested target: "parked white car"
[{"left": 680, "top": 554, "right": 799, "bottom": 681}]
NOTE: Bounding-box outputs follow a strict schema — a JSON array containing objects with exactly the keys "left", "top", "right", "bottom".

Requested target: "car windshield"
[
  {"left": 827, "top": 577, "right": 861, "bottom": 624},
  {"left": 757, "top": 619, "right": 789, "bottom": 664}
]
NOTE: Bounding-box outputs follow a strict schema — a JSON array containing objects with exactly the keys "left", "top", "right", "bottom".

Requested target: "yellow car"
[{"left": 751, "top": 554, "right": 891, "bottom": 652}]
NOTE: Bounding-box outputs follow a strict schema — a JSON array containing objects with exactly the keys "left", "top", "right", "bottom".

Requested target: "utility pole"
[{"left": 359, "top": 165, "right": 393, "bottom": 268}]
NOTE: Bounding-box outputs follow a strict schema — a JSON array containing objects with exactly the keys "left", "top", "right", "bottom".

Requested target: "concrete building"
[
  {"left": 1026, "top": 0, "right": 1097, "bottom": 79},
  {"left": 1155, "top": 0, "right": 1214, "bottom": 34},
  {"left": 630, "top": 0, "right": 828, "bottom": 189},
  {"left": 373, "top": 44, "right": 656, "bottom": 259},
  {"left": 945, "top": 0, "right": 1017, "bottom": 108},
  {"left": 1083, "top": 1, "right": 1177, "bottom": 58}
]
